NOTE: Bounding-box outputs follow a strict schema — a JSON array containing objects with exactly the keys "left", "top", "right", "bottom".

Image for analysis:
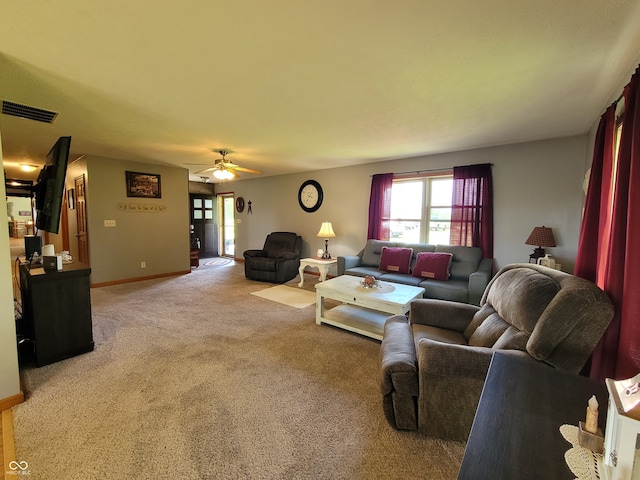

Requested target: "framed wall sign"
[{"left": 125, "top": 171, "right": 162, "bottom": 198}]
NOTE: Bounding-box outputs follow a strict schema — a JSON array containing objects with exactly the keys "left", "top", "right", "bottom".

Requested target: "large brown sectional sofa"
[{"left": 337, "top": 240, "right": 493, "bottom": 305}]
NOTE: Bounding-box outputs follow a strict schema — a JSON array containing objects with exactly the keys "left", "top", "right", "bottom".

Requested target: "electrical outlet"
[
  {"left": 141, "top": 261, "right": 146, "bottom": 268},
  {"left": 104, "top": 219, "right": 116, "bottom": 227}
]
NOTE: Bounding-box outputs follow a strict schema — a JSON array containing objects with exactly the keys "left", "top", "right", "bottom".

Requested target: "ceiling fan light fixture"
[{"left": 213, "top": 168, "right": 235, "bottom": 180}]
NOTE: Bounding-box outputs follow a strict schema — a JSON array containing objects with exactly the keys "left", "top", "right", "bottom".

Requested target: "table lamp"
[
  {"left": 525, "top": 226, "right": 556, "bottom": 263},
  {"left": 317, "top": 222, "right": 336, "bottom": 259}
]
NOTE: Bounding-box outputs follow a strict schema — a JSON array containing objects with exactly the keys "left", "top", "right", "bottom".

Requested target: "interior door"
[
  {"left": 74, "top": 175, "right": 89, "bottom": 265},
  {"left": 190, "top": 194, "right": 217, "bottom": 257}
]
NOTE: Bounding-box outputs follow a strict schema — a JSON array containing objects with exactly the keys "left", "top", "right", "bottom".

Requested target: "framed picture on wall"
[{"left": 125, "top": 171, "right": 162, "bottom": 198}]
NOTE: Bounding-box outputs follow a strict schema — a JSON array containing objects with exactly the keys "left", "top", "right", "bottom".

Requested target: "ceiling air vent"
[{"left": 1, "top": 100, "right": 58, "bottom": 123}]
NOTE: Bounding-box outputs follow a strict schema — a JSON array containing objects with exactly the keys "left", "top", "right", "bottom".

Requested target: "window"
[{"left": 389, "top": 175, "right": 453, "bottom": 244}]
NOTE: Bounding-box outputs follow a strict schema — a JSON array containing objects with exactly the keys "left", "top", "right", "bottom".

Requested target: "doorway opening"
[{"left": 218, "top": 193, "right": 235, "bottom": 258}]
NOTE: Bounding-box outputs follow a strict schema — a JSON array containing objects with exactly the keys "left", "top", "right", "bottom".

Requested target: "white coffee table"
[
  {"left": 298, "top": 257, "right": 337, "bottom": 287},
  {"left": 315, "top": 275, "right": 425, "bottom": 340}
]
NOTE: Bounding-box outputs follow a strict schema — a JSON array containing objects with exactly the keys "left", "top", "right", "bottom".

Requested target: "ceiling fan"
[{"left": 192, "top": 149, "right": 263, "bottom": 180}]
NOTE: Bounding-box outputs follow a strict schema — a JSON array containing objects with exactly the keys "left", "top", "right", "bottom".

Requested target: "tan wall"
[
  {"left": 84, "top": 156, "right": 190, "bottom": 285},
  {"left": 225, "top": 135, "right": 587, "bottom": 273}
]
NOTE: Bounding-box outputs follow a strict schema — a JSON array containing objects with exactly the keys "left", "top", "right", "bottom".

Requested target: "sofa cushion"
[
  {"left": 435, "top": 245, "right": 483, "bottom": 281},
  {"left": 362, "top": 240, "right": 397, "bottom": 267},
  {"left": 412, "top": 252, "right": 453, "bottom": 280},
  {"left": 344, "top": 266, "right": 386, "bottom": 279},
  {"left": 380, "top": 247, "right": 413, "bottom": 274},
  {"left": 419, "top": 279, "right": 469, "bottom": 303}
]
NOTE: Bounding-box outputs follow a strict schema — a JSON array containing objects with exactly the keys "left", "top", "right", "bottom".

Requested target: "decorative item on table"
[
  {"left": 537, "top": 253, "right": 556, "bottom": 269},
  {"left": 316, "top": 249, "right": 324, "bottom": 258},
  {"left": 317, "top": 222, "right": 336, "bottom": 259},
  {"left": 601, "top": 373, "right": 640, "bottom": 480},
  {"left": 361, "top": 275, "right": 378, "bottom": 288},
  {"left": 525, "top": 226, "right": 556, "bottom": 264},
  {"left": 577, "top": 395, "right": 604, "bottom": 453}
]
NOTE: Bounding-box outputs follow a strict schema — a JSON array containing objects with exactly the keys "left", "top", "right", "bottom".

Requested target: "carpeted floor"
[{"left": 12, "top": 264, "right": 465, "bottom": 479}]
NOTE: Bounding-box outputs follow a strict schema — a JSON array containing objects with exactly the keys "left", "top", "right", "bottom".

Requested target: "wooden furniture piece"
[
  {"left": 297, "top": 257, "right": 337, "bottom": 287},
  {"left": 315, "top": 275, "right": 424, "bottom": 340},
  {"left": 190, "top": 249, "right": 200, "bottom": 268},
  {"left": 19, "top": 262, "right": 94, "bottom": 367},
  {"left": 457, "top": 352, "right": 607, "bottom": 480}
]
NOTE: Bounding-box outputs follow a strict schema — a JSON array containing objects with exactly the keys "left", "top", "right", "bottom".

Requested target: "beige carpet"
[
  {"left": 250, "top": 285, "right": 316, "bottom": 308},
  {"left": 12, "top": 265, "right": 465, "bottom": 479}
]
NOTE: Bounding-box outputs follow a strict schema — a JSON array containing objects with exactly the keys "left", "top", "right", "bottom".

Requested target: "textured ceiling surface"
[{"left": 1, "top": 1, "right": 640, "bottom": 182}]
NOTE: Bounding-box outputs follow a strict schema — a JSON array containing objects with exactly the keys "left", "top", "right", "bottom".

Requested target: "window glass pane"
[
  {"left": 430, "top": 178, "right": 453, "bottom": 205},
  {"left": 430, "top": 207, "right": 451, "bottom": 222},
  {"left": 205, "top": 210, "right": 213, "bottom": 219},
  {"left": 193, "top": 210, "right": 203, "bottom": 219},
  {"left": 205, "top": 199, "right": 213, "bottom": 208},
  {"left": 391, "top": 181, "right": 423, "bottom": 219},
  {"left": 390, "top": 221, "right": 421, "bottom": 243},
  {"left": 428, "top": 222, "right": 450, "bottom": 244},
  {"left": 193, "top": 199, "right": 203, "bottom": 208}
]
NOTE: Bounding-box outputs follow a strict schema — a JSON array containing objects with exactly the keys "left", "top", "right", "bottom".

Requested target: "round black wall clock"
[
  {"left": 298, "top": 180, "right": 323, "bottom": 213},
  {"left": 235, "top": 197, "right": 245, "bottom": 213}
]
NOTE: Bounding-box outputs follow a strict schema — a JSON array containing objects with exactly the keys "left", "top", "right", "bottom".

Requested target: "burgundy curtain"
[
  {"left": 367, "top": 173, "right": 393, "bottom": 240},
  {"left": 450, "top": 163, "right": 494, "bottom": 258},
  {"left": 576, "top": 65, "right": 640, "bottom": 381}
]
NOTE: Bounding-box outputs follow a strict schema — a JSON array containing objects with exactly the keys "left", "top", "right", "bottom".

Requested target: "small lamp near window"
[
  {"left": 317, "top": 222, "right": 336, "bottom": 259},
  {"left": 525, "top": 226, "right": 556, "bottom": 263}
]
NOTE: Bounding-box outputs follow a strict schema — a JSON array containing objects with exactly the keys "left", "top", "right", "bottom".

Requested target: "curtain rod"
[{"left": 373, "top": 163, "right": 494, "bottom": 177}]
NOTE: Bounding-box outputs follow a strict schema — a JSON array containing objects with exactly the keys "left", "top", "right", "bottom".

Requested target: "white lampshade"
[
  {"left": 213, "top": 168, "right": 235, "bottom": 180},
  {"left": 317, "top": 222, "right": 336, "bottom": 238}
]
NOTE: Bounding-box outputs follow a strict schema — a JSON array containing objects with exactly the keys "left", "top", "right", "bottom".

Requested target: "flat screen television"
[{"left": 34, "top": 136, "right": 71, "bottom": 234}]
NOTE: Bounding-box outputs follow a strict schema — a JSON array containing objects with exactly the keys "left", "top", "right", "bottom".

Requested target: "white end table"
[{"left": 298, "top": 257, "right": 337, "bottom": 287}]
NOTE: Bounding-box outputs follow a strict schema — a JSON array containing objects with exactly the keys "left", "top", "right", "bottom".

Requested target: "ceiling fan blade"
[
  {"left": 232, "top": 166, "right": 263, "bottom": 175},
  {"left": 194, "top": 167, "right": 215, "bottom": 174}
]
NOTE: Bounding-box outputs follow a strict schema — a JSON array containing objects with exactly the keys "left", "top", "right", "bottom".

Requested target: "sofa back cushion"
[
  {"left": 379, "top": 247, "right": 413, "bottom": 274},
  {"left": 361, "top": 240, "right": 397, "bottom": 267},
  {"left": 412, "top": 252, "right": 452, "bottom": 280},
  {"left": 435, "top": 245, "right": 483, "bottom": 280}
]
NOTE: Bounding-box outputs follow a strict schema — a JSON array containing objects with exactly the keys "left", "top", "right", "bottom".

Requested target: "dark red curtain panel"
[
  {"left": 577, "top": 65, "right": 640, "bottom": 381},
  {"left": 450, "top": 163, "right": 494, "bottom": 258},
  {"left": 367, "top": 173, "right": 393, "bottom": 240},
  {"left": 575, "top": 105, "right": 616, "bottom": 284}
]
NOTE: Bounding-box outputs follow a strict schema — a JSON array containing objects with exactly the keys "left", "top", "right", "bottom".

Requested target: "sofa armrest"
[
  {"left": 243, "top": 249, "right": 266, "bottom": 258},
  {"left": 337, "top": 255, "right": 361, "bottom": 275},
  {"left": 468, "top": 257, "right": 494, "bottom": 305},
  {"left": 381, "top": 315, "right": 419, "bottom": 431},
  {"left": 381, "top": 315, "right": 418, "bottom": 396},
  {"left": 409, "top": 299, "right": 479, "bottom": 332}
]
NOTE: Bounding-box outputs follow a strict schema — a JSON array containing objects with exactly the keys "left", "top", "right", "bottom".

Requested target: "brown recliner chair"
[
  {"left": 243, "top": 232, "right": 302, "bottom": 284},
  {"left": 380, "top": 263, "right": 614, "bottom": 441}
]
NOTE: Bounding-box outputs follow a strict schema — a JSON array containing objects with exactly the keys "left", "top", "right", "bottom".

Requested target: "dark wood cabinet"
[{"left": 19, "top": 262, "right": 94, "bottom": 367}]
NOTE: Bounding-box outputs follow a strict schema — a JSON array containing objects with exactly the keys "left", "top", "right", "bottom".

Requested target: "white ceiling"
[{"left": 2, "top": 1, "right": 640, "bottom": 183}]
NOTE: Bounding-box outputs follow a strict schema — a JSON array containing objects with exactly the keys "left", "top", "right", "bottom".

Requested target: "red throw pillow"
[
  {"left": 379, "top": 247, "right": 413, "bottom": 274},
  {"left": 412, "top": 252, "right": 453, "bottom": 280}
]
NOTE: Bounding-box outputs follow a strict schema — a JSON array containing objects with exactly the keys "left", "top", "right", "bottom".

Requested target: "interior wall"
[
  {"left": 0, "top": 131, "right": 21, "bottom": 401},
  {"left": 225, "top": 135, "right": 587, "bottom": 273},
  {"left": 85, "top": 156, "right": 191, "bottom": 285}
]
